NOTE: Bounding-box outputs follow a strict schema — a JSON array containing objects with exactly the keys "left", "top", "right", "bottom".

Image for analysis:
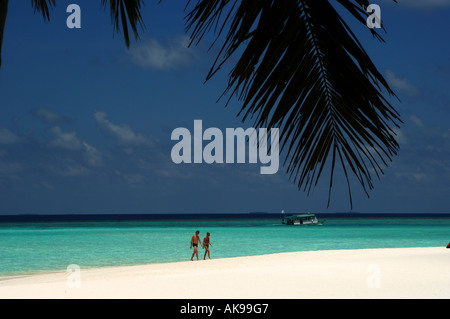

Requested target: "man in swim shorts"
[{"left": 190, "top": 230, "right": 202, "bottom": 261}]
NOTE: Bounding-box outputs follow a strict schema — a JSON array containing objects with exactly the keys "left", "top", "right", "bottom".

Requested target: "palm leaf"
[
  {"left": 31, "top": 0, "right": 56, "bottom": 21},
  {"left": 0, "top": 0, "right": 145, "bottom": 69},
  {"left": 0, "top": 0, "right": 55, "bottom": 69},
  {"left": 0, "top": 0, "right": 8, "bottom": 68},
  {"left": 186, "top": 0, "right": 401, "bottom": 207},
  {"left": 101, "top": 0, "right": 145, "bottom": 47}
]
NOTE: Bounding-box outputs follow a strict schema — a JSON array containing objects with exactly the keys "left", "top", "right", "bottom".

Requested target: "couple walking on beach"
[{"left": 190, "top": 230, "right": 212, "bottom": 261}]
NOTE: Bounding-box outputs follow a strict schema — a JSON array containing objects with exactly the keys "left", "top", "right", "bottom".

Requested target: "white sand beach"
[{"left": 0, "top": 247, "right": 449, "bottom": 299}]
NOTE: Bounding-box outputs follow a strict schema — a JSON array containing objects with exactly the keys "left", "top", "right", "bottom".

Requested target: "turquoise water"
[{"left": 0, "top": 216, "right": 449, "bottom": 276}]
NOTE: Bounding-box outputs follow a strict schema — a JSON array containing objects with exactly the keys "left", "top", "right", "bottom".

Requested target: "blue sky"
[{"left": 0, "top": 0, "right": 449, "bottom": 214}]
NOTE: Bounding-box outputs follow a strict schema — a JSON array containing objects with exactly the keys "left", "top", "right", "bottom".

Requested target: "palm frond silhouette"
[
  {"left": 0, "top": 0, "right": 401, "bottom": 207},
  {"left": 0, "top": 0, "right": 145, "bottom": 67}
]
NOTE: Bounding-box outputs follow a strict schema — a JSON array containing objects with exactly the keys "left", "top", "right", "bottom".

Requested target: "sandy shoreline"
[{"left": 0, "top": 247, "right": 449, "bottom": 299}]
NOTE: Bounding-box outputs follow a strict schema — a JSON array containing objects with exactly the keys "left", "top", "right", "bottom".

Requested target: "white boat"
[{"left": 282, "top": 213, "right": 324, "bottom": 226}]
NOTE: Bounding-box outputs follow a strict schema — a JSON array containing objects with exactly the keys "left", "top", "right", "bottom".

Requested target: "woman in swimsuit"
[{"left": 202, "top": 232, "right": 212, "bottom": 260}]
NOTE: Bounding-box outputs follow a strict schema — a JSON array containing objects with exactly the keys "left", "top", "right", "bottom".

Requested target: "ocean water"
[{"left": 0, "top": 213, "right": 449, "bottom": 276}]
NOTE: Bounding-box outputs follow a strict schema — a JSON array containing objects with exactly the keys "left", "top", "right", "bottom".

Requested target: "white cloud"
[
  {"left": 33, "top": 108, "right": 66, "bottom": 123},
  {"left": 0, "top": 128, "right": 19, "bottom": 145},
  {"left": 116, "top": 171, "right": 146, "bottom": 184},
  {"left": 393, "top": 127, "right": 407, "bottom": 145},
  {"left": 50, "top": 126, "right": 83, "bottom": 150},
  {"left": 49, "top": 127, "right": 103, "bottom": 167},
  {"left": 47, "top": 159, "right": 90, "bottom": 177},
  {"left": 391, "top": 114, "right": 450, "bottom": 184},
  {"left": 94, "top": 111, "right": 154, "bottom": 147},
  {"left": 395, "top": 171, "right": 427, "bottom": 181},
  {"left": 408, "top": 114, "right": 424, "bottom": 128},
  {"left": 385, "top": 70, "right": 419, "bottom": 97},
  {"left": 393, "top": 114, "right": 425, "bottom": 145},
  {"left": 82, "top": 142, "right": 103, "bottom": 167},
  {"left": 130, "top": 36, "right": 194, "bottom": 70}
]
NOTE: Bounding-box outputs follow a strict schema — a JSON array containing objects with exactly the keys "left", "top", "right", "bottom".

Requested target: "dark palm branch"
[
  {"left": 31, "top": 0, "right": 55, "bottom": 21},
  {"left": 0, "top": 0, "right": 145, "bottom": 69},
  {"left": 0, "top": 0, "right": 7, "bottom": 68},
  {"left": 0, "top": 0, "right": 401, "bottom": 207},
  {"left": 185, "top": 0, "right": 401, "bottom": 207},
  {"left": 101, "top": 0, "right": 145, "bottom": 47}
]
